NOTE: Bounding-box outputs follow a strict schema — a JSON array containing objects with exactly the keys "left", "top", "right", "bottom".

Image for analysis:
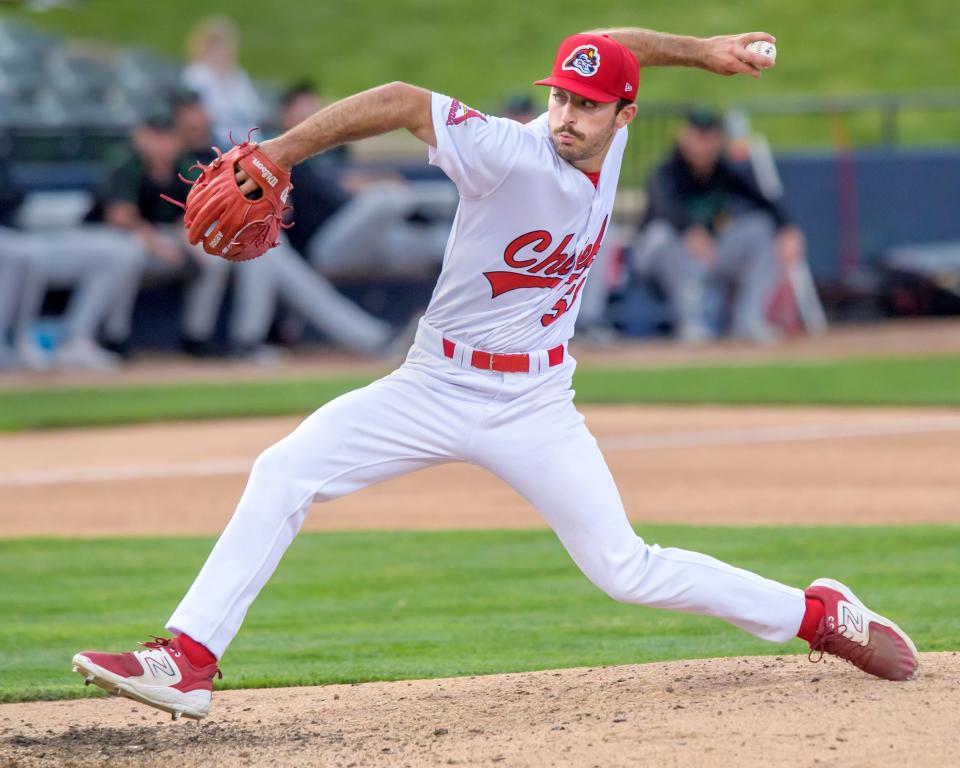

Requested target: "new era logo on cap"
[{"left": 535, "top": 33, "right": 640, "bottom": 104}]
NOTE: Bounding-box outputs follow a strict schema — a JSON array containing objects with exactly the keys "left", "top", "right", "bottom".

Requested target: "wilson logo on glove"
[
  {"left": 251, "top": 157, "right": 279, "bottom": 188},
  {"left": 161, "top": 129, "right": 293, "bottom": 262}
]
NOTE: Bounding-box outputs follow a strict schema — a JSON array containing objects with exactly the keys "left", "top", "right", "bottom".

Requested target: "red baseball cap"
[{"left": 534, "top": 33, "right": 640, "bottom": 103}]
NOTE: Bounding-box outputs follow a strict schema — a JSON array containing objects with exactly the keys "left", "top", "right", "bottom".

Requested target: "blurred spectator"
[
  {"left": 281, "top": 81, "right": 450, "bottom": 278},
  {"left": 182, "top": 16, "right": 264, "bottom": 146},
  {"left": 166, "top": 87, "right": 398, "bottom": 358},
  {"left": 0, "top": 251, "right": 29, "bottom": 370},
  {"left": 215, "top": 236, "right": 400, "bottom": 359},
  {"left": 86, "top": 105, "right": 230, "bottom": 357},
  {"left": 632, "top": 108, "right": 806, "bottom": 343},
  {"left": 0, "top": 150, "right": 144, "bottom": 372},
  {"left": 171, "top": 88, "right": 217, "bottom": 159},
  {"left": 501, "top": 93, "right": 538, "bottom": 124}
]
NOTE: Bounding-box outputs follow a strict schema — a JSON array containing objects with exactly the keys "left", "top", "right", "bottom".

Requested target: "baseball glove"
[{"left": 164, "top": 133, "right": 293, "bottom": 262}]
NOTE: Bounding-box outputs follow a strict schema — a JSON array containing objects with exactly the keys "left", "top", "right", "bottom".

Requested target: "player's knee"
[
  {"left": 734, "top": 211, "right": 776, "bottom": 241},
  {"left": 249, "top": 441, "right": 294, "bottom": 485},
  {"left": 601, "top": 578, "right": 640, "bottom": 604},
  {"left": 586, "top": 541, "right": 653, "bottom": 604},
  {"left": 114, "top": 245, "right": 149, "bottom": 274},
  {"left": 249, "top": 436, "right": 329, "bottom": 501}
]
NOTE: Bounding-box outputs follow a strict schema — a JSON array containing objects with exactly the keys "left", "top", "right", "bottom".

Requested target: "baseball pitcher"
[{"left": 72, "top": 27, "right": 918, "bottom": 721}]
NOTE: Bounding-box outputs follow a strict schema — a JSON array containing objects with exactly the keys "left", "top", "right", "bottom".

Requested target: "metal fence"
[{"left": 621, "top": 90, "right": 960, "bottom": 188}]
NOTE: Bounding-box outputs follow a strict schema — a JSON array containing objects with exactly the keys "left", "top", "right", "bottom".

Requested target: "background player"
[{"left": 71, "top": 27, "right": 919, "bottom": 721}]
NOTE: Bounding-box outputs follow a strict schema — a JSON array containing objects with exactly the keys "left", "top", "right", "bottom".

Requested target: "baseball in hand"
[{"left": 745, "top": 40, "right": 777, "bottom": 64}]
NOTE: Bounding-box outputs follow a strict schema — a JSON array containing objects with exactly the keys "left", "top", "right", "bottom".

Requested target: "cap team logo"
[{"left": 562, "top": 45, "right": 601, "bottom": 77}]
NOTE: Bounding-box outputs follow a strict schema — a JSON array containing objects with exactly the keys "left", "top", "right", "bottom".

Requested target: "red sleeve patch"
[{"left": 446, "top": 99, "right": 488, "bottom": 126}]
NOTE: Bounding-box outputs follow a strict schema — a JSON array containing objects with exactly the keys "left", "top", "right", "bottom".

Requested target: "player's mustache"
[{"left": 554, "top": 124, "right": 584, "bottom": 140}]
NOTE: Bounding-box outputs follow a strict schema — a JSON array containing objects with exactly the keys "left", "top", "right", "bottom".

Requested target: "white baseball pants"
[{"left": 168, "top": 321, "right": 806, "bottom": 658}]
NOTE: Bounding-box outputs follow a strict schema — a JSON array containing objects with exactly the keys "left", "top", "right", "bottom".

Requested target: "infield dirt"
[
  {"left": 3, "top": 405, "right": 960, "bottom": 536},
  {"left": 3, "top": 654, "right": 958, "bottom": 767},
  {"left": 3, "top": 323, "right": 960, "bottom": 766},
  {"left": 2, "top": 407, "right": 958, "bottom": 767}
]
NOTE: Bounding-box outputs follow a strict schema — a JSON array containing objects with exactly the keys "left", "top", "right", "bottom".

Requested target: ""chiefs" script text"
[{"left": 483, "top": 216, "right": 607, "bottom": 326}]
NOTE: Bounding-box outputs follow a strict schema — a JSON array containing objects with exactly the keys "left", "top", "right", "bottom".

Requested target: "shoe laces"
[
  {"left": 140, "top": 634, "right": 175, "bottom": 651},
  {"left": 138, "top": 635, "right": 223, "bottom": 679},
  {"left": 808, "top": 621, "right": 875, "bottom": 670}
]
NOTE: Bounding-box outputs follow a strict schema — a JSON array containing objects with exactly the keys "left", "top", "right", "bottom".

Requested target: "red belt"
[{"left": 442, "top": 337, "right": 564, "bottom": 373}]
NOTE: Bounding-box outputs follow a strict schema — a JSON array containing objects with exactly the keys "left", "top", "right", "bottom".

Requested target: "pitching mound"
[{"left": 2, "top": 653, "right": 958, "bottom": 767}]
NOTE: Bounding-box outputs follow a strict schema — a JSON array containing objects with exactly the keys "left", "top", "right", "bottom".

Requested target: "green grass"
[
  {"left": 3, "top": 355, "right": 960, "bottom": 432},
  {"left": 6, "top": 1, "right": 960, "bottom": 146},
  {"left": 1, "top": 526, "right": 957, "bottom": 703},
  {"left": 0, "top": 374, "right": 374, "bottom": 431},
  {"left": 572, "top": 355, "right": 960, "bottom": 406}
]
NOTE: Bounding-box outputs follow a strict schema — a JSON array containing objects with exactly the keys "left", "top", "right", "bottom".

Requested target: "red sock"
[
  {"left": 796, "top": 597, "right": 825, "bottom": 643},
  {"left": 177, "top": 633, "right": 217, "bottom": 667}
]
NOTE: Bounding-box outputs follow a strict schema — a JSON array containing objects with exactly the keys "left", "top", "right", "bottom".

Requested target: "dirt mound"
[{"left": 2, "top": 653, "right": 957, "bottom": 767}]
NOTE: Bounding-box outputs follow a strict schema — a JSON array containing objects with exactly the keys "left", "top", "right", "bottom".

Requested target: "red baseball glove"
[{"left": 165, "top": 134, "right": 293, "bottom": 262}]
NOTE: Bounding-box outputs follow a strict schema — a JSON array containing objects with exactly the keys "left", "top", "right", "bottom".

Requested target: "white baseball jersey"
[
  {"left": 422, "top": 92, "right": 627, "bottom": 352},
  {"left": 169, "top": 89, "right": 806, "bottom": 661}
]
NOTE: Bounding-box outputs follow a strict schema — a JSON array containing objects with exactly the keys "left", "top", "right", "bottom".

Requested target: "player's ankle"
[
  {"left": 177, "top": 633, "right": 218, "bottom": 668},
  {"left": 796, "top": 596, "right": 825, "bottom": 644}
]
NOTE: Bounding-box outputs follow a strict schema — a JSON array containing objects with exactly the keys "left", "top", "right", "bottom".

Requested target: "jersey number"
[{"left": 541, "top": 279, "right": 586, "bottom": 327}]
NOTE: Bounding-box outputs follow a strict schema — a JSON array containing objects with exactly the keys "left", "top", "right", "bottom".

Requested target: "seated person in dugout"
[
  {"left": 171, "top": 87, "right": 401, "bottom": 359},
  {"left": 92, "top": 95, "right": 398, "bottom": 360},
  {"left": 86, "top": 104, "right": 233, "bottom": 358},
  {"left": 0, "top": 146, "right": 145, "bottom": 372},
  {"left": 280, "top": 81, "right": 452, "bottom": 279},
  {"left": 632, "top": 108, "right": 806, "bottom": 344}
]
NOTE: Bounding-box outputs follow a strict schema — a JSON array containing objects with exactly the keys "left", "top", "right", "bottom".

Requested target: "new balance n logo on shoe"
[
  {"left": 143, "top": 652, "right": 178, "bottom": 678},
  {"left": 838, "top": 600, "right": 867, "bottom": 643}
]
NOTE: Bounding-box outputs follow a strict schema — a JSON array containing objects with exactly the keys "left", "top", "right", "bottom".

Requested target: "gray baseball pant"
[{"left": 633, "top": 212, "right": 781, "bottom": 341}]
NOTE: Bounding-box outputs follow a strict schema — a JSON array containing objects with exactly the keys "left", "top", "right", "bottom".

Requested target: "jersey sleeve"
[{"left": 428, "top": 92, "right": 524, "bottom": 199}]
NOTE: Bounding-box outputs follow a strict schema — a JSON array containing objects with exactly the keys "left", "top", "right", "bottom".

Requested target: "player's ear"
[{"left": 616, "top": 103, "right": 638, "bottom": 129}]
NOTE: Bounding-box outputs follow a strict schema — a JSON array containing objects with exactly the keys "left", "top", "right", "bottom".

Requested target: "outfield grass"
[
  {"left": 3, "top": 355, "right": 959, "bottom": 432},
  {"left": 9, "top": 0, "right": 958, "bottom": 113},
  {"left": 1, "top": 525, "right": 957, "bottom": 703}
]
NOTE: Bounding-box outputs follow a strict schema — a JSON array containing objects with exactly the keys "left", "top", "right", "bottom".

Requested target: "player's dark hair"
[
  {"left": 281, "top": 80, "right": 319, "bottom": 109},
  {"left": 615, "top": 98, "right": 633, "bottom": 114}
]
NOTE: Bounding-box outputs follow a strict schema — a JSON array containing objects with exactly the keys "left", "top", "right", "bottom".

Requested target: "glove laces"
[{"left": 160, "top": 128, "right": 266, "bottom": 211}]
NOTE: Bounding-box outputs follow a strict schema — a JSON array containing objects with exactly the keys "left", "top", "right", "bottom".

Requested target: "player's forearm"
[
  {"left": 592, "top": 28, "right": 706, "bottom": 68},
  {"left": 595, "top": 28, "right": 776, "bottom": 79},
  {"left": 263, "top": 82, "right": 433, "bottom": 169}
]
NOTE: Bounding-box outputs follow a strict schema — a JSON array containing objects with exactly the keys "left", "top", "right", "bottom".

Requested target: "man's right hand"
[
  {"left": 699, "top": 32, "right": 777, "bottom": 79},
  {"left": 683, "top": 226, "right": 717, "bottom": 267}
]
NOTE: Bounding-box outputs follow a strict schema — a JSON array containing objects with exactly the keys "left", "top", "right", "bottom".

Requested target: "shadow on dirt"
[{"left": 2, "top": 722, "right": 316, "bottom": 766}]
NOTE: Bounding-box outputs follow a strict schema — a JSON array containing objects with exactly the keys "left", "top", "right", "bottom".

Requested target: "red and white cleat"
[
  {"left": 72, "top": 636, "right": 220, "bottom": 720},
  {"left": 805, "top": 578, "right": 919, "bottom": 681}
]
